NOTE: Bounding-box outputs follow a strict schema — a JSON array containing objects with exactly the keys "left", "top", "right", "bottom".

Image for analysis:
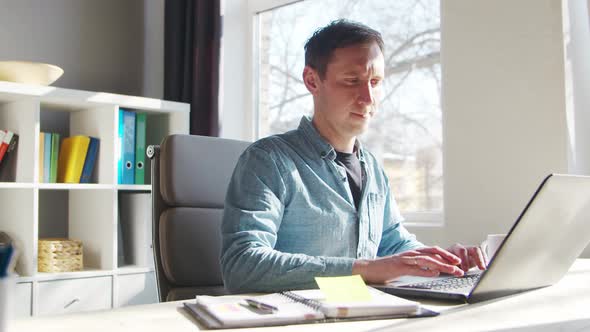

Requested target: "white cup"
[
  {"left": 0, "top": 274, "right": 15, "bottom": 332},
  {"left": 480, "top": 234, "right": 507, "bottom": 264}
]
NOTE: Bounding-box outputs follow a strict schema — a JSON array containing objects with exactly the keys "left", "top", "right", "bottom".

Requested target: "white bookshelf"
[{"left": 0, "top": 81, "right": 190, "bottom": 317}]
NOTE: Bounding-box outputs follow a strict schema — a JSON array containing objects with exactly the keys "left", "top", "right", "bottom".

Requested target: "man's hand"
[
  {"left": 352, "top": 246, "right": 465, "bottom": 284},
  {"left": 446, "top": 243, "right": 487, "bottom": 272}
]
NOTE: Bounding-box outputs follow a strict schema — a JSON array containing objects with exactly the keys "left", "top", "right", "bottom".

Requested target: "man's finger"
[
  {"left": 416, "top": 247, "right": 461, "bottom": 265},
  {"left": 413, "top": 256, "right": 463, "bottom": 276},
  {"left": 457, "top": 246, "right": 469, "bottom": 272},
  {"left": 469, "top": 246, "right": 486, "bottom": 270},
  {"left": 401, "top": 251, "right": 446, "bottom": 265}
]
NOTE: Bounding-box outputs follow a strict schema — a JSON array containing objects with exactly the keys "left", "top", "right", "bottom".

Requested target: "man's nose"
[{"left": 358, "top": 83, "right": 373, "bottom": 105}]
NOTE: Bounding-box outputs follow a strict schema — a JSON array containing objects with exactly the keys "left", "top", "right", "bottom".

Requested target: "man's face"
[{"left": 305, "top": 41, "right": 385, "bottom": 140}]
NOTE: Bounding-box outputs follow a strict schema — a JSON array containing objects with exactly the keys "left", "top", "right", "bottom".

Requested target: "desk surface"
[{"left": 11, "top": 259, "right": 590, "bottom": 332}]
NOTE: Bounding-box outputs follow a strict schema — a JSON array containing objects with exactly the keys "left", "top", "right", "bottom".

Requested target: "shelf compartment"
[
  {"left": 0, "top": 99, "right": 38, "bottom": 183},
  {"left": 38, "top": 189, "right": 116, "bottom": 271},
  {"left": 116, "top": 272, "right": 157, "bottom": 307},
  {"left": 39, "top": 104, "right": 117, "bottom": 185},
  {"left": 117, "top": 192, "right": 153, "bottom": 269},
  {"left": 117, "top": 109, "right": 189, "bottom": 186},
  {"left": 0, "top": 188, "right": 35, "bottom": 276}
]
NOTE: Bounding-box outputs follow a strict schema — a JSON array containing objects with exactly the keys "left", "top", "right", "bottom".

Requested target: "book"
[
  {"left": 0, "top": 133, "right": 19, "bottom": 182},
  {"left": 80, "top": 137, "right": 99, "bottom": 183},
  {"left": 43, "top": 132, "right": 52, "bottom": 183},
  {"left": 57, "top": 135, "right": 90, "bottom": 183},
  {"left": 117, "top": 109, "right": 123, "bottom": 184},
  {"left": 183, "top": 287, "right": 438, "bottom": 329},
  {"left": 0, "top": 131, "right": 6, "bottom": 163},
  {"left": 39, "top": 132, "right": 44, "bottom": 182},
  {"left": 118, "top": 109, "right": 135, "bottom": 184},
  {"left": 0, "top": 130, "right": 14, "bottom": 164},
  {"left": 134, "top": 112, "right": 146, "bottom": 184},
  {"left": 50, "top": 133, "right": 60, "bottom": 183}
]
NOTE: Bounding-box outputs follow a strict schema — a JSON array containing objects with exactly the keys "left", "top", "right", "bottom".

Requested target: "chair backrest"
[{"left": 149, "top": 134, "right": 250, "bottom": 301}]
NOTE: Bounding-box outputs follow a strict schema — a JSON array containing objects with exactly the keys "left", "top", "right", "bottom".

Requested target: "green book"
[
  {"left": 134, "top": 113, "right": 146, "bottom": 184},
  {"left": 50, "top": 133, "right": 60, "bottom": 183}
]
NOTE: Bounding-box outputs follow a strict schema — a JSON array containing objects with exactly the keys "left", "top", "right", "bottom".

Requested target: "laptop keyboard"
[{"left": 399, "top": 272, "right": 482, "bottom": 292}]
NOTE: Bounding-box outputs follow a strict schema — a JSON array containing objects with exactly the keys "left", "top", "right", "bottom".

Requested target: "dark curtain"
[{"left": 164, "top": 0, "right": 221, "bottom": 136}]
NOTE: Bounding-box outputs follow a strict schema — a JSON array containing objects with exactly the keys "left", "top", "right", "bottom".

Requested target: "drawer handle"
[{"left": 64, "top": 298, "right": 80, "bottom": 309}]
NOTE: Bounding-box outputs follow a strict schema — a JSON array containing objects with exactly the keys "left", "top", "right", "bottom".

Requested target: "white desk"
[{"left": 11, "top": 259, "right": 590, "bottom": 332}]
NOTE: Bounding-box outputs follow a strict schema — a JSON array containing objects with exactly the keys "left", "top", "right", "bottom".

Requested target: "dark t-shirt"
[{"left": 335, "top": 150, "right": 362, "bottom": 210}]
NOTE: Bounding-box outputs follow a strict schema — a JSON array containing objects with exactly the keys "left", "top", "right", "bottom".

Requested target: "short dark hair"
[{"left": 304, "top": 19, "right": 384, "bottom": 79}]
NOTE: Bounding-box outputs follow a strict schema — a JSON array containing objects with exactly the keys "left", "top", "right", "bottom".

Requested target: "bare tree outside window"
[{"left": 257, "top": 0, "right": 442, "bottom": 217}]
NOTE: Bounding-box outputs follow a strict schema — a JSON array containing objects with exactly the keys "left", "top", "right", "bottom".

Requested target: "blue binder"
[
  {"left": 80, "top": 137, "right": 100, "bottom": 183},
  {"left": 43, "top": 132, "right": 52, "bottom": 183},
  {"left": 118, "top": 110, "right": 123, "bottom": 184},
  {"left": 118, "top": 110, "right": 136, "bottom": 184}
]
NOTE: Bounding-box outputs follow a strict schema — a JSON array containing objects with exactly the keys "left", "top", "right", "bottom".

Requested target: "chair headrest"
[{"left": 160, "top": 134, "right": 250, "bottom": 207}]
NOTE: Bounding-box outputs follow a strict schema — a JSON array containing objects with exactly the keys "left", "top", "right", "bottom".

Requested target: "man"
[{"left": 221, "top": 19, "right": 485, "bottom": 293}]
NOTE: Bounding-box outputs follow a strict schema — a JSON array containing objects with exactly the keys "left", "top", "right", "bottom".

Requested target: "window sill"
[{"left": 402, "top": 211, "right": 445, "bottom": 228}]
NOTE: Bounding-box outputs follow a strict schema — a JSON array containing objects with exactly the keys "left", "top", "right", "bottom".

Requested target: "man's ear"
[{"left": 303, "top": 66, "right": 321, "bottom": 95}]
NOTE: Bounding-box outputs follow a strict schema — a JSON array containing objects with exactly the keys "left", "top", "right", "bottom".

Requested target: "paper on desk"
[{"left": 314, "top": 275, "right": 371, "bottom": 303}]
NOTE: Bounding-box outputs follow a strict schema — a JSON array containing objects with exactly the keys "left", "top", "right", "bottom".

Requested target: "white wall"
[
  {"left": 563, "top": 0, "right": 590, "bottom": 257},
  {"left": 564, "top": 0, "right": 590, "bottom": 176},
  {"left": 220, "top": 0, "right": 253, "bottom": 140},
  {"left": 0, "top": 0, "right": 163, "bottom": 98},
  {"left": 141, "top": 0, "right": 165, "bottom": 99},
  {"left": 415, "top": 0, "right": 569, "bottom": 249}
]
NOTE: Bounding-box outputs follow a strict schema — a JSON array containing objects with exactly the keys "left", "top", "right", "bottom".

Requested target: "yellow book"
[{"left": 57, "top": 135, "right": 90, "bottom": 183}]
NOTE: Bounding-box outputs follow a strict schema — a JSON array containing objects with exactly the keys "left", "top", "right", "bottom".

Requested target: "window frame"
[{"left": 243, "top": 0, "right": 444, "bottom": 227}]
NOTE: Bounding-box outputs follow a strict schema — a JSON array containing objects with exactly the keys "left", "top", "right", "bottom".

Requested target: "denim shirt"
[{"left": 221, "top": 116, "right": 423, "bottom": 293}]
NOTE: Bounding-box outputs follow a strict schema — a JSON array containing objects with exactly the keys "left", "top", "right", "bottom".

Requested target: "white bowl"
[{"left": 0, "top": 61, "right": 64, "bottom": 85}]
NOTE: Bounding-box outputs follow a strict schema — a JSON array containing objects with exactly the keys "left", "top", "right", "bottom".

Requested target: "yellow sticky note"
[{"left": 314, "top": 275, "right": 372, "bottom": 303}]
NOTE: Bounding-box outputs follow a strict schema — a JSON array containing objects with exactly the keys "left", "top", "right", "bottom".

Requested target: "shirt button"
[{"left": 320, "top": 151, "right": 327, "bottom": 158}]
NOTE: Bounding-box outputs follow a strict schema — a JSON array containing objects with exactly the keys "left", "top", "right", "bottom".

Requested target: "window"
[{"left": 254, "top": 0, "right": 442, "bottom": 224}]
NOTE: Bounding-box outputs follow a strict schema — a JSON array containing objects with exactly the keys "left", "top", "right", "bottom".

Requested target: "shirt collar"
[{"left": 298, "top": 116, "right": 366, "bottom": 163}]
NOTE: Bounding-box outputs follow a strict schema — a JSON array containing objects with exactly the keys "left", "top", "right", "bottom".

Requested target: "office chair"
[{"left": 147, "top": 134, "right": 250, "bottom": 301}]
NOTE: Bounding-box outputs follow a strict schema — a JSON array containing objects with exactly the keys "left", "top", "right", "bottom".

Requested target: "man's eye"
[{"left": 345, "top": 78, "right": 359, "bottom": 84}]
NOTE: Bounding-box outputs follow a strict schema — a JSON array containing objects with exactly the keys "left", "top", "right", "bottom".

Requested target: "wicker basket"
[{"left": 38, "top": 238, "right": 83, "bottom": 272}]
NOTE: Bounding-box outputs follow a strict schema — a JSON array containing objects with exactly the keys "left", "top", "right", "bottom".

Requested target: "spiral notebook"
[{"left": 183, "top": 287, "right": 438, "bottom": 329}]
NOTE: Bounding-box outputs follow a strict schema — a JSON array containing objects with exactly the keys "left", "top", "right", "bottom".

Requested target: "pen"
[{"left": 245, "top": 298, "right": 278, "bottom": 312}]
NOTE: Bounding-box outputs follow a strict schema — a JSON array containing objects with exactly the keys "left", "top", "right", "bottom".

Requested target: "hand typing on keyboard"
[
  {"left": 446, "top": 243, "right": 487, "bottom": 272},
  {"left": 352, "top": 246, "right": 467, "bottom": 284}
]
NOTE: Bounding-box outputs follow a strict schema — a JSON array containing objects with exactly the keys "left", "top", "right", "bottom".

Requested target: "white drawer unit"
[
  {"left": 14, "top": 282, "right": 32, "bottom": 318},
  {"left": 37, "top": 277, "right": 112, "bottom": 315},
  {"left": 116, "top": 272, "right": 158, "bottom": 307}
]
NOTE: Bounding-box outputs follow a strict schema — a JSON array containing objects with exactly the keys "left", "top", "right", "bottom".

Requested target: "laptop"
[{"left": 375, "top": 173, "right": 590, "bottom": 303}]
